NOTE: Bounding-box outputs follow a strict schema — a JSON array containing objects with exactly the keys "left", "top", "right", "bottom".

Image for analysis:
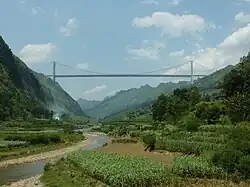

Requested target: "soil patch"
[{"left": 95, "top": 143, "right": 178, "bottom": 166}]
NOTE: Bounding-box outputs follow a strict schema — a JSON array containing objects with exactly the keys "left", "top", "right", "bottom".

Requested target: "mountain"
[
  {"left": 0, "top": 36, "right": 85, "bottom": 119},
  {"left": 77, "top": 98, "right": 101, "bottom": 111},
  {"left": 80, "top": 65, "right": 234, "bottom": 120},
  {"left": 0, "top": 36, "right": 50, "bottom": 120},
  {"left": 33, "top": 72, "right": 85, "bottom": 116},
  {"left": 81, "top": 82, "right": 188, "bottom": 119}
]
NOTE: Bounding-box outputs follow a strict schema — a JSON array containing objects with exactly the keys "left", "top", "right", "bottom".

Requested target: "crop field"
[
  {"left": 0, "top": 119, "right": 86, "bottom": 161},
  {"left": 42, "top": 121, "right": 250, "bottom": 187},
  {"left": 67, "top": 150, "right": 171, "bottom": 187}
]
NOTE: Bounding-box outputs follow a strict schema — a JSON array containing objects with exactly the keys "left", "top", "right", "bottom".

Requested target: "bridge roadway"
[{"left": 47, "top": 74, "right": 205, "bottom": 78}]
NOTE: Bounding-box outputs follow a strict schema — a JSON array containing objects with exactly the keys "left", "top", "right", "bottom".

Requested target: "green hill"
[
  {"left": 81, "top": 82, "right": 188, "bottom": 119},
  {"left": 0, "top": 36, "right": 85, "bottom": 119},
  {"left": 79, "top": 65, "right": 234, "bottom": 120}
]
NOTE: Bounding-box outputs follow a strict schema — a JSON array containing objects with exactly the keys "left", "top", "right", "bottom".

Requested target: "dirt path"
[{"left": 0, "top": 133, "right": 102, "bottom": 167}]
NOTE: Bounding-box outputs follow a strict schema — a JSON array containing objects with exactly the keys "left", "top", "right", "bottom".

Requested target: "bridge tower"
[
  {"left": 190, "top": 60, "right": 194, "bottom": 84},
  {"left": 53, "top": 61, "right": 56, "bottom": 83}
]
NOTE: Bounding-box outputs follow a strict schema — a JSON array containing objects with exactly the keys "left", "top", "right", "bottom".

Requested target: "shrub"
[
  {"left": 195, "top": 101, "right": 226, "bottom": 124},
  {"left": 142, "top": 134, "right": 156, "bottom": 152},
  {"left": 178, "top": 112, "right": 201, "bottom": 132},
  {"left": 218, "top": 115, "right": 233, "bottom": 126},
  {"left": 236, "top": 155, "right": 250, "bottom": 179},
  {"left": 212, "top": 148, "right": 244, "bottom": 173},
  {"left": 129, "top": 131, "right": 141, "bottom": 138}
]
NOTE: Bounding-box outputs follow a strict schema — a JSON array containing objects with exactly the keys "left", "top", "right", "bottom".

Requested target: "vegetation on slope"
[
  {"left": 81, "top": 82, "right": 188, "bottom": 119},
  {"left": 0, "top": 35, "right": 86, "bottom": 119},
  {"left": 0, "top": 36, "right": 53, "bottom": 120},
  {"left": 80, "top": 63, "right": 234, "bottom": 120}
]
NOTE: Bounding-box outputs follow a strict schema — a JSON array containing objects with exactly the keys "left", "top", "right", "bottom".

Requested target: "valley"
[{"left": 1, "top": 22, "right": 250, "bottom": 187}]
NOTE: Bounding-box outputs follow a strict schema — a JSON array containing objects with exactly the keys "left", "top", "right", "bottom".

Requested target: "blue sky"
[{"left": 1, "top": 0, "right": 250, "bottom": 100}]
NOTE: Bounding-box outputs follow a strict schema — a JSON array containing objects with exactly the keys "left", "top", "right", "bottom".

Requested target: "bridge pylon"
[{"left": 53, "top": 61, "right": 56, "bottom": 83}]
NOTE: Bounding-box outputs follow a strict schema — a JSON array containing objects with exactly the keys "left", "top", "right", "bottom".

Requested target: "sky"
[{"left": 1, "top": 0, "right": 250, "bottom": 100}]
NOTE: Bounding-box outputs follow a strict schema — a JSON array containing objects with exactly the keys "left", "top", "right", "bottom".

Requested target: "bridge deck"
[{"left": 47, "top": 74, "right": 205, "bottom": 78}]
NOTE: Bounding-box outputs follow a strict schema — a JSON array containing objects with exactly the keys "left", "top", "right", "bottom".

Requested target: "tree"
[
  {"left": 220, "top": 52, "right": 250, "bottom": 97},
  {"left": 152, "top": 94, "right": 167, "bottom": 121}
]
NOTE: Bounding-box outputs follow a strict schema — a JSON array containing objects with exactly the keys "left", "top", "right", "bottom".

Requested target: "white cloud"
[
  {"left": 132, "top": 12, "right": 216, "bottom": 37},
  {"left": 169, "top": 49, "right": 185, "bottom": 57},
  {"left": 83, "top": 85, "right": 107, "bottom": 95},
  {"left": 165, "top": 23, "right": 250, "bottom": 76},
  {"left": 60, "top": 17, "right": 79, "bottom": 36},
  {"left": 235, "top": 12, "right": 250, "bottom": 24},
  {"left": 19, "top": 43, "right": 57, "bottom": 64},
  {"left": 76, "top": 63, "right": 88, "bottom": 69},
  {"left": 169, "top": 0, "right": 183, "bottom": 5},
  {"left": 20, "top": 0, "right": 26, "bottom": 4},
  {"left": 140, "top": 0, "right": 159, "bottom": 5},
  {"left": 31, "top": 7, "right": 44, "bottom": 15},
  {"left": 127, "top": 40, "right": 165, "bottom": 60}
]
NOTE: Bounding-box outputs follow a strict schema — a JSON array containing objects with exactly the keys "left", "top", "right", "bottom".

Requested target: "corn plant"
[
  {"left": 68, "top": 150, "right": 171, "bottom": 187},
  {"left": 172, "top": 155, "right": 227, "bottom": 179},
  {"left": 155, "top": 139, "right": 225, "bottom": 155}
]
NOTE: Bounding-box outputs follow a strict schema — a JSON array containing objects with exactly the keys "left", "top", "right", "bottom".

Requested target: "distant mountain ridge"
[
  {"left": 78, "top": 65, "right": 234, "bottom": 120},
  {"left": 77, "top": 98, "right": 101, "bottom": 111}
]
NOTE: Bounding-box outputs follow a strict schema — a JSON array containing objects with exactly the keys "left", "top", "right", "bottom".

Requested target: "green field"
[{"left": 0, "top": 119, "right": 86, "bottom": 161}]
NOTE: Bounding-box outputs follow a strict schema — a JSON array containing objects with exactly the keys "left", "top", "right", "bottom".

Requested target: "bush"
[
  {"left": 178, "top": 112, "right": 201, "bottom": 132},
  {"left": 129, "top": 131, "right": 141, "bottom": 138},
  {"left": 142, "top": 134, "right": 156, "bottom": 152},
  {"left": 195, "top": 101, "right": 226, "bottom": 124},
  {"left": 212, "top": 148, "right": 244, "bottom": 173},
  {"left": 218, "top": 115, "right": 233, "bottom": 126},
  {"left": 236, "top": 155, "right": 250, "bottom": 179}
]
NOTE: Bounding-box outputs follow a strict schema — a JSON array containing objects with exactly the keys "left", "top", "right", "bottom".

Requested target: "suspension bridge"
[{"left": 46, "top": 61, "right": 211, "bottom": 84}]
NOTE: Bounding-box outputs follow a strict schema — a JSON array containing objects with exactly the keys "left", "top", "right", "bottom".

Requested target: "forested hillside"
[
  {"left": 0, "top": 36, "right": 85, "bottom": 120},
  {"left": 81, "top": 82, "right": 188, "bottom": 119},
  {"left": 0, "top": 36, "right": 52, "bottom": 120}
]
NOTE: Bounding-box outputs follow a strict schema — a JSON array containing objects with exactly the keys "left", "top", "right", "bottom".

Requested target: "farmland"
[
  {"left": 0, "top": 118, "right": 86, "bottom": 161},
  {"left": 41, "top": 53, "right": 250, "bottom": 186}
]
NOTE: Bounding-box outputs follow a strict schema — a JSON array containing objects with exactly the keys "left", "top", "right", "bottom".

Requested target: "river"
[{"left": 0, "top": 133, "right": 109, "bottom": 186}]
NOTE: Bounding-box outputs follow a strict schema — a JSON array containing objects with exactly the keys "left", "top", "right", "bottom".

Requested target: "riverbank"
[
  {"left": 0, "top": 133, "right": 108, "bottom": 187},
  {"left": 1, "top": 175, "right": 42, "bottom": 187},
  {"left": 0, "top": 134, "right": 98, "bottom": 168}
]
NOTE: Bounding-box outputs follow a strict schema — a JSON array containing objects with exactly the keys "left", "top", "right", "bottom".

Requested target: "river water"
[{"left": 0, "top": 133, "right": 109, "bottom": 186}]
